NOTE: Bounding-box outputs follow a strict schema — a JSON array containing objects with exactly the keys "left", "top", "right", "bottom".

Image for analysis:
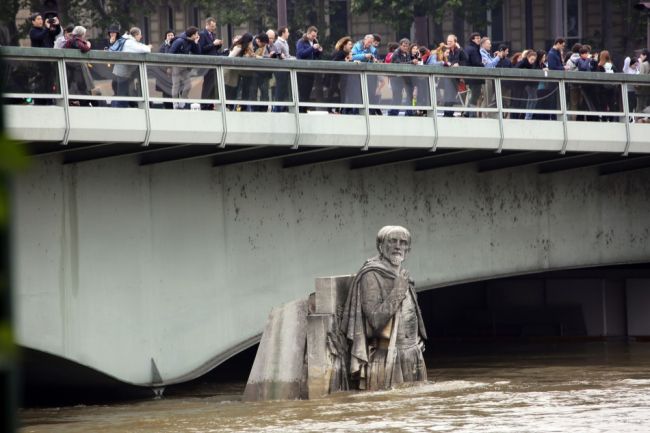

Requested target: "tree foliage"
[{"left": 350, "top": 0, "right": 503, "bottom": 38}]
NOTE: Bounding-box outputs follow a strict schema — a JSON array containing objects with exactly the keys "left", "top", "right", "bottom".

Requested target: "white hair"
[
  {"left": 72, "top": 26, "right": 86, "bottom": 36},
  {"left": 375, "top": 225, "right": 411, "bottom": 253}
]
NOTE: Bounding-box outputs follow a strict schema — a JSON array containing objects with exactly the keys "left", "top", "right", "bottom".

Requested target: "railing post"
[
  {"left": 360, "top": 71, "right": 371, "bottom": 151},
  {"left": 621, "top": 83, "right": 632, "bottom": 156},
  {"left": 216, "top": 66, "right": 228, "bottom": 148},
  {"left": 495, "top": 77, "right": 505, "bottom": 153},
  {"left": 139, "top": 61, "right": 152, "bottom": 147},
  {"left": 57, "top": 58, "right": 71, "bottom": 145},
  {"left": 290, "top": 69, "right": 300, "bottom": 150},
  {"left": 429, "top": 73, "right": 439, "bottom": 152},
  {"left": 559, "top": 80, "right": 569, "bottom": 154}
]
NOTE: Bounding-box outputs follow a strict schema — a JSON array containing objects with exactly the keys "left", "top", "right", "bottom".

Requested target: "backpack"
[{"left": 109, "top": 37, "right": 127, "bottom": 52}]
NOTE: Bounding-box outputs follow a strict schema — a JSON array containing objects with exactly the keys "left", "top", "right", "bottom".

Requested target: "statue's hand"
[{"left": 394, "top": 276, "right": 409, "bottom": 300}]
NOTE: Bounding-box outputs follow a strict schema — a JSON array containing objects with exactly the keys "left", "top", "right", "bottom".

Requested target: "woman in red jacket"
[{"left": 64, "top": 26, "right": 93, "bottom": 105}]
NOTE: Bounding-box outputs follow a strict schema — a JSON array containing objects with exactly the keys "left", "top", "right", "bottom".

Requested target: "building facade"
[{"left": 16, "top": 0, "right": 648, "bottom": 63}]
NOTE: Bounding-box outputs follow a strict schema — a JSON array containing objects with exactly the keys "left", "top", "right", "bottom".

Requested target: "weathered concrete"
[
  {"left": 242, "top": 298, "right": 308, "bottom": 401},
  {"left": 307, "top": 276, "right": 353, "bottom": 399},
  {"left": 314, "top": 276, "right": 354, "bottom": 316},
  {"left": 306, "top": 313, "right": 334, "bottom": 399},
  {"left": 11, "top": 154, "right": 650, "bottom": 385}
]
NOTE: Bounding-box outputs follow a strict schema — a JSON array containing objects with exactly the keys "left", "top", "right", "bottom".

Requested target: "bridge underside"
[
  {"left": 420, "top": 264, "right": 650, "bottom": 341},
  {"left": 21, "top": 139, "right": 650, "bottom": 178},
  {"left": 12, "top": 139, "right": 650, "bottom": 386}
]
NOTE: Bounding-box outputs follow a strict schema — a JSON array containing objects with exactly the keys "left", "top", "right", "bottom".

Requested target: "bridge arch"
[{"left": 417, "top": 263, "right": 650, "bottom": 342}]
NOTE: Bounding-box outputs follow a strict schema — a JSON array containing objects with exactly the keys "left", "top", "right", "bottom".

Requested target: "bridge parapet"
[{"left": 2, "top": 46, "right": 650, "bottom": 163}]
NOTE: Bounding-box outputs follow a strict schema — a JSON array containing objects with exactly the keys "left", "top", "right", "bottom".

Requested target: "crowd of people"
[{"left": 25, "top": 11, "right": 650, "bottom": 119}]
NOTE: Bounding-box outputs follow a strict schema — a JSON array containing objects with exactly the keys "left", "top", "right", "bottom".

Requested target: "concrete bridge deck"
[
  {"left": 3, "top": 47, "right": 650, "bottom": 171},
  {"left": 3, "top": 47, "right": 650, "bottom": 388}
]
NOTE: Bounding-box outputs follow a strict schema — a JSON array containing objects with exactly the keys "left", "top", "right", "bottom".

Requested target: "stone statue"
[{"left": 340, "top": 225, "right": 427, "bottom": 390}]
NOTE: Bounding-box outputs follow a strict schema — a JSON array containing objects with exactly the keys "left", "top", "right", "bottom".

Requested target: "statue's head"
[{"left": 376, "top": 225, "right": 411, "bottom": 267}]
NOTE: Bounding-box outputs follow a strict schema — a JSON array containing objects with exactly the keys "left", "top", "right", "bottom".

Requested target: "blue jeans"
[{"left": 111, "top": 77, "right": 130, "bottom": 108}]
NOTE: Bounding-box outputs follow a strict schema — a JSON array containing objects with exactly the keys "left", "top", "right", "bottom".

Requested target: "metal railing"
[{"left": 2, "top": 46, "right": 650, "bottom": 154}]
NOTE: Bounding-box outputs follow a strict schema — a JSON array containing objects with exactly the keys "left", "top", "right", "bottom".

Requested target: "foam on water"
[{"left": 20, "top": 343, "right": 650, "bottom": 433}]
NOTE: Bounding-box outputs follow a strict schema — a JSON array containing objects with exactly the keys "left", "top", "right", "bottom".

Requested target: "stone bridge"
[{"left": 3, "top": 47, "right": 650, "bottom": 387}]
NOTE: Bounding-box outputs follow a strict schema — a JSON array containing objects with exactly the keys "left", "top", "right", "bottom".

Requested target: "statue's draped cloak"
[{"left": 340, "top": 256, "right": 427, "bottom": 389}]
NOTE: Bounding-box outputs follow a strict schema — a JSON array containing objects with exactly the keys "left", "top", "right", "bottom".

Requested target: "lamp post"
[
  {"left": 277, "top": 0, "right": 287, "bottom": 28},
  {"left": 634, "top": 1, "right": 650, "bottom": 48}
]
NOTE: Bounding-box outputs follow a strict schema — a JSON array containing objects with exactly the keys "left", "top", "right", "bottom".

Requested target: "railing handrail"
[{"left": 3, "top": 46, "right": 650, "bottom": 84}]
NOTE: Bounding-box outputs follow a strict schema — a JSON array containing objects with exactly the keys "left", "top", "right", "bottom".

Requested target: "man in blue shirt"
[
  {"left": 296, "top": 26, "right": 322, "bottom": 60},
  {"left": 547, "top": 38, "right": 566, "bottom": 71},
  {"left": 479, "top": 38, "right": 502, "bottom": 68},
  {"left": 198, "top": 17, "right": 224, "bottom": 110},
  {"left": 296, "top": 26, "right": 323, "bottom": 111},
  {"left": 169, "top": 27, "right": 201, "bottom": 109},
  {"left": 351, "top": 35, "right": 377, "bottom": 62},
  {"left": 545, "top": 37, "right": 565, "bottom": 119}
]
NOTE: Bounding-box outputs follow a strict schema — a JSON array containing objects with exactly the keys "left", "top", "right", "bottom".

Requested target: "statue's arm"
[{"left": 360, "top": 272, "right": 405, "bottom": 333}]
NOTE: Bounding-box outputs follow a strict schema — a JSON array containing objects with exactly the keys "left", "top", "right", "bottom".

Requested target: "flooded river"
[{"left": 20, "top": 342, "right": 650, "bottom": 433}]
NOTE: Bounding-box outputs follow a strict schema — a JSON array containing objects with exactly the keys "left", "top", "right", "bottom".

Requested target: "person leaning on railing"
[
  {"left": 623, "top": 55, "right": 640, "bottom": 115},
  {"left": 251, "top": 33, "right": 274, "bottom": 112},
  {"left": 495, "top": 45, "right": 512, "bottom": 68},
  {"left": 98, "top": 25, "right": 120, "bottom": 51},
  {"left": 540, "top": 37, "right": 565, "bottom": 121},
  {"left": 434, "top": 34, "right": 466, "bottom": 118},
  {"left": 594, "top": 50, "right": 618, "bottom": 122},
  {"left": 271, "top": 27, "right": 293, "bottom": 113},
  {"left": 512, "top": 50, "right": 538, "bottom": 120},
  {"left": 53, "top": 25, "right": 73, "bottom": 49},
  {"left": 296, "top": 26, "right": 323, "bottom": 112},
  {"left": 573, "top": 46, "right": 599, "bottom": 121},
  {"left": 111, "top": 27, "right": 151, "bottom": 108},
  {"left": 226, "top": 33, "right": 254, "bottom": 111},
  {"left": 29, "top": 13, "right": 60, "bottom": 48},
  {"left": 410, "top": 43, "right": 430, "bottom": 111},
  {"left": 63, "top": 26, "right": 92, "bottom": 106},
  {"left": 478, "top": 37, "right": 503, "bottom": 117},
  {"left": 565, "top": 43, "right": 583, "bottom": 120},
  {"left": 547, "top": 38, "right": 565, "bottom": 71},
  {"left": 388, "top": 38, "right": 417, "bottom": 117},
  {"left": 168, "top": 26, "right": 201, "bottom": 109},
  {"left": 636, "top": 49, "right": 650, "bottom": 120},
  {"left": 328, "top": 36, "right": 353, "bottom": 113},
  {"left": 156, "top": 30, "right": 175, "bottom": 109},
  {"left": 29, "top": 12, "right": 61, "bottom": 104},
  {"left": 351, "top": 35, "right": 377, "bottom": 62},
  {"left": 463, "top": 32, "right": 484, "bottom": 117},
  {"left": 534, "top": 49, "right": 559, "bottom": 120},
  {"left": 198, "top": 17, "right": 224, "bottom": 110}
]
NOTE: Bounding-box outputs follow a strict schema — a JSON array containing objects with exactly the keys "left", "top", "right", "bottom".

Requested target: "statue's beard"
[{"left": 387, "top": 252, "right": 404, "bottom": 266}]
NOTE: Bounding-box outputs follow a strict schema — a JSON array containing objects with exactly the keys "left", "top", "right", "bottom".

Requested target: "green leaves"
[
  {"left": 0, "top": 134, "right": 28, "bottom": 227},
  {"left": 350, "top": 0, "right": 503, "bottom": 40}
]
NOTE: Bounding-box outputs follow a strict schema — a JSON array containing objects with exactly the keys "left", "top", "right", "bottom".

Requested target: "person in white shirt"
[
  {"left": 111, "top": 27, "right": 152, "bottom": 107},
  {"left": 272, "top": 27, "right": 293, "bottom": 112},
  {"left": 273, "top": 26, "right": 294, "bottom": 60},
  {"left": 53, "top": 25, "right": 74, "bottom": 49}
]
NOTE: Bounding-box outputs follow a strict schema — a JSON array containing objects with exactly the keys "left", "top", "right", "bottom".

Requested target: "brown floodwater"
[{"left": 19, "top": 342, "right": 650, "bottom": 433}]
